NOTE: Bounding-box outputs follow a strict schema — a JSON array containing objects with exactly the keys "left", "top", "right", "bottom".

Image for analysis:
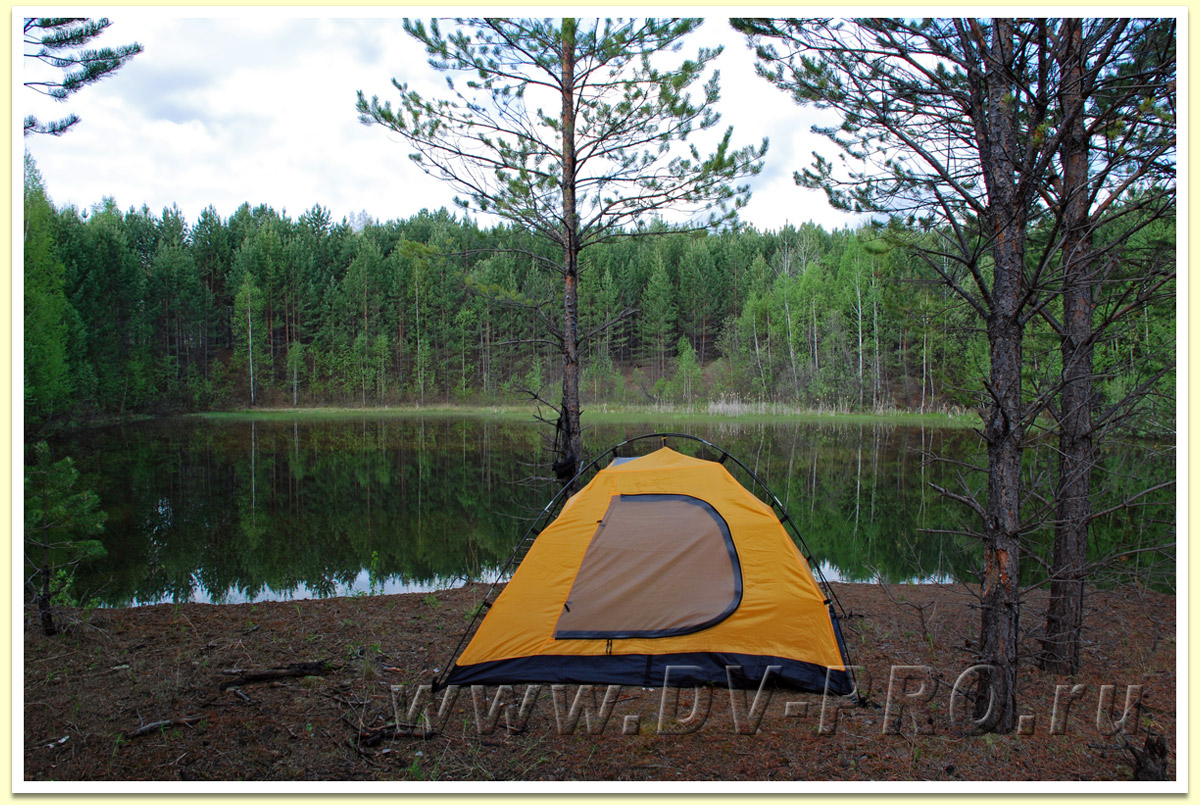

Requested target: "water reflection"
[{"left": 52, "top": 414, "right": 1173, "bottom": 606}]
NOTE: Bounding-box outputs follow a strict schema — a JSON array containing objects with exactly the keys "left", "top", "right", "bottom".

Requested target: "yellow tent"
[{"left": 441, "top": 442, "right": 854, "bottom": 694}]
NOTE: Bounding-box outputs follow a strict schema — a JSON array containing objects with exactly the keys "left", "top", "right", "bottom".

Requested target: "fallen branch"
[
  {"left": 218, "top": 660, "right": 338, "bottom": 691},
  {"left": 355, "top": 721, "right": 438, "bottom": 745},
  {"left": 126, "top": 715, "right": 204, "bottom": 739}
]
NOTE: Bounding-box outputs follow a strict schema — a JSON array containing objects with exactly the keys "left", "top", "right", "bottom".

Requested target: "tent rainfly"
[{"left": 436, "top": 436, "right": 856, "bottom": 696}]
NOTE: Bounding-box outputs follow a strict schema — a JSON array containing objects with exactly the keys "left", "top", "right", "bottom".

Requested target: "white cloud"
[{"left": 19, "top": 11, "right": 861, "bottom": 232}]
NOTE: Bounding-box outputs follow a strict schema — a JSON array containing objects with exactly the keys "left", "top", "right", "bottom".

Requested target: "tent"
[{"left": 436, "top": 435, "right": 856, "bottom": 696}]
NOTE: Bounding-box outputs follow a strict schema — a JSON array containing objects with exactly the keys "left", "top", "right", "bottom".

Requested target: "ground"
[{"left": 21, "top": 582, "right": 1176, "bottom": 785}]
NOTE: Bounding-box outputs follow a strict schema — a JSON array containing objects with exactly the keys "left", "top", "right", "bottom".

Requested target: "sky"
[{"left": 18, "top": 9, "right": 864, "bottom": 234}]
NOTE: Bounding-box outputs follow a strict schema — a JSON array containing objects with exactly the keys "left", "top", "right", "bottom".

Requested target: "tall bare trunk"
[
  {"left": 972, "top": 19, "right": 1026, "bottom": 733},
  {"left": 872, "top": 279, "right": 880, "bottom": 409},
  {"left": 556, "top": 19, "right": 584, "bottom": 486},
  {"left": 248, "top": 292, "right": 255, "bottom": 406},
  {"left": 1042, "top": 18, "right": 1094, "bottom": 675},
  {"left": 921, "top": 328, "right": 928, "bottom": 413},
  {"left": 811, "top": 299, "right": 819, "bottom": 377},
  {"left": 784, "top": 294, "right": 799, "bottom": 395},
  {"left": 415, "top": 266, "right": 423, "bottom": 404},
  {"left": 751, "top": 315, "right": 768, "bottom": 397},
  {"left": 855, "top": 274, "right": 864, "bottom": 409}
]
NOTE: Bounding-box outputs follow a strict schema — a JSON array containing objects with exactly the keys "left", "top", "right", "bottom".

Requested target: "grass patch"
[
  {"left": 189, "top": 405, "right": 536, "bottom": 423},
  {"left": 189, "top": 403, "right": 978, "bottom": 429}
]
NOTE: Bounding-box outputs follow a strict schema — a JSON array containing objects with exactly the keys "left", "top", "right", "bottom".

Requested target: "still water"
[{"left": 50, "top": 413, "right": 1174, "bottom": 607}]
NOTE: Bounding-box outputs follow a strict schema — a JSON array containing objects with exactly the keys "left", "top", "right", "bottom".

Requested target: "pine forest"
[{"left": 23, "top": 154, "right": 1174, "bottom": 437}]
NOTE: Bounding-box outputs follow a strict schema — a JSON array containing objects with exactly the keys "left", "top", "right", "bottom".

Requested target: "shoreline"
[{"left": 188, "top": 403, "right": 979, "bottom": 429}]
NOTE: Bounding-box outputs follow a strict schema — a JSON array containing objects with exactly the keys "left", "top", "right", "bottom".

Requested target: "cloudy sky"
[{"left": 19, "top": 10, "right": 863, "bottom": 233}]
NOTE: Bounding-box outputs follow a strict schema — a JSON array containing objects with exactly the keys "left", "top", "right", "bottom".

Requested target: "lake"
[{"left": 46, "top": 412, "right": 1175, "bottom": 607}]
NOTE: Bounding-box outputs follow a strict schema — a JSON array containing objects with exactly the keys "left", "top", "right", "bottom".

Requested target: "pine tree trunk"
[
  {"left": 1042, "top": 19, "right": 1093, "bottom": 675},
  {"left": 415, "top": 269, "right": 423, "bottom": 403},
  {"left": 921, "top": 328, "right": 928, "bottom": 413},
  {"left": 976, "top": 304, "right": 1023, "bottom": 733},
  {"left": 248, "top": 292, "right": 255, "bottom": 406},
  {"left": 972, "top": 19, "right": 1025, "bottom": 733},
  {"left": 38, "top": 514, "right": 57, "bottom": 636},
  {"left": 556, "top": 19, "right": 584, "bottom": 486},
  {"left": 37, "top": 592, "right": 57, "bottom": 637}
]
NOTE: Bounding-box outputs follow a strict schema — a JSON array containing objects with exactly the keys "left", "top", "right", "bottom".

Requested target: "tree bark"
[
  {"left": 247, "top": 289, "right": 255, "bottom": 406},
  {"left": 1042, "top": 18, "right": 1094, "bottom": 675},
  {"left": 972, "top": 19, "right": 1025, "bottom": 733},
  {"left": 556, "top": 19, "right": 583, "bottom": 486},
  {"left": 976, "top": 307, "right": 1023, "bottom": 732},
  {"left": 38, "top": 568, "right": 57, "bottom": 637}
]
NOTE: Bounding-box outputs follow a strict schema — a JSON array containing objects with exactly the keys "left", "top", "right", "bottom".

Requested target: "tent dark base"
[{"left": 441, "top": 651, "right": 855, "bottom": 696}]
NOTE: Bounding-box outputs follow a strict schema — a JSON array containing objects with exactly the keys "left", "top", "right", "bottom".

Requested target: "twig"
[
  {"left": 218, "top": 660, "right": 337, "bottom": 691},
  {"left": 163, "top": 751, "right": 188, "bottom": 768},
  {"left": 29, "top": 650, "right": 81, "bottom": 665},
  {"left": 355, "top": 721, "right": 438, "bottom": 745},
  {"left": 125, "top": 715, "right": 204, "bottom": 739},
  {"left": 173, "top": 609, "right": 201, "bottom": 638},
  {"left": 873, "top": 571, "right": 937, "bottom": 643}
]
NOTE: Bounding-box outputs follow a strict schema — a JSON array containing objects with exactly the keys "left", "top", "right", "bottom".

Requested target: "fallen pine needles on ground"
[{"left": 21, "top": 582, "right": 1176, "bottom": 784}]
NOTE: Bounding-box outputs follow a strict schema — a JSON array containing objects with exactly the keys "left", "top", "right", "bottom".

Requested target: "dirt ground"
[{"left": 21, "top": 581, "right": 1176, "bottom": 785}]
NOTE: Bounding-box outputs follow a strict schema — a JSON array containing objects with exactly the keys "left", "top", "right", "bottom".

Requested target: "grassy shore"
[{"left": 190, "top": 402, "right": 980, "bottom": 429}]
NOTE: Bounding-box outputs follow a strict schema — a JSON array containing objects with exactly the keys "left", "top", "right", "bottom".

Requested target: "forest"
[{"left": 21, "top": 154, "right": 1175, "bottom": 436}]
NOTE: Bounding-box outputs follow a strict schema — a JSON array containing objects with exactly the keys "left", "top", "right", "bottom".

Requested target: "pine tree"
[
  {"left": 23, "top": 18, "right": 143, "bottom": 136},
  {"left": 1038, "top": 19, "right": 1176, "bottom": 674},
  {"left": 640, "top": 254, "right": 677, "bottom": 380},
  {"left": 677, "top": 237, "right": 722, "bottom": 364},
  {"left": 24, "top": 442, "right": 107, "bottom": 636},
  {"left": 735, "top": 17, "right": 1063, "bottom": 732},
  {"left": 358, "top": 17, "right": 766, "bottom": 480},
  {"left": 23, "top": 154, "right": 73, "bottom": 427},
  {"left": 736, "top": 15, "right": 1177, "bottom": 726}
]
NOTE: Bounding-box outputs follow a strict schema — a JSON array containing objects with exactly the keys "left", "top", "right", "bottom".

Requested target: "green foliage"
[
  {"left": 640, "top": 254, "right": 677, "bottom": 379},
  {"left": 232, "top": 272, "right": 268, "bottom": 405},
  {"left": 20, "top": 172, "right": 1172, "bottom": 428},
  {"left": 357, "top": 17, "right": 768, "bottom": 467},
  {"left": 23, "top": 18, "right": 143, "bottom": 136},
  {"left": 663, "top": 336, "right": 703, "bottom": 404},
  {"left": 357, "top": 18, "right": 767, "bottom": 243},
  {"left": 23, "top": 154, "right": 73, "bottom": 426},
  {"left": 24, "top": 441, "right": 107, "bottom": 634}
]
